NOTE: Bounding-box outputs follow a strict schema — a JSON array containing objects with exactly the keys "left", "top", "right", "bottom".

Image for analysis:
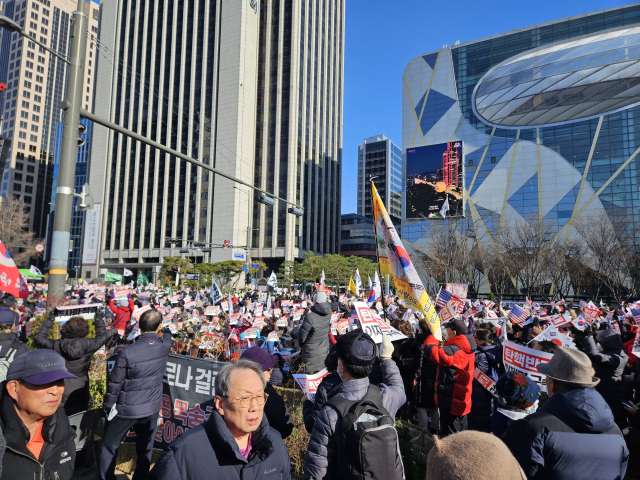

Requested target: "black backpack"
[{"left": 327, "top": 385, "right": 405, "bottom": 480}]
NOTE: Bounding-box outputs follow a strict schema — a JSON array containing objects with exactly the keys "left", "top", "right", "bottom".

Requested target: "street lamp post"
[
  {"left": 48, "top": 0, "right": 88, "bottom": 299},
  {"left": 0, "top": 3, "right": 88, "bottom": 299},
  {"left": 234, "top": 186, "right": 252, "bottom": 277}
]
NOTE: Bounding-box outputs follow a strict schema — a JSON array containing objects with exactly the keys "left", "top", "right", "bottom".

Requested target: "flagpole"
[{"left": 371, "top": 180, "right": 389, "bottom": 325}]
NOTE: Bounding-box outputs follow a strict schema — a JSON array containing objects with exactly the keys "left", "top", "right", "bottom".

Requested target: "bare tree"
[
  {"left": 0, "top": 195, "right": 43, "bottom": 266},
  {"left": 573, "top": 213, "right": 638, "bottom": 304}
]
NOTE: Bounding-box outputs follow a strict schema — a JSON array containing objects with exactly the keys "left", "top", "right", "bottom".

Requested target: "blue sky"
[{"left": 341, "top": 0, "right": 630, "bottom": 213}]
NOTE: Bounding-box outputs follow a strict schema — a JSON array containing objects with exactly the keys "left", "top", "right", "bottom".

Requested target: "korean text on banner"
[
  {"left": 371, "top": 182, "right": 441, "bottom": 341},
  {"left": 473, "top": 368, "right": 498, "bottom": 397},
  {"left": 292, "top": 369, "right": 330, "bottom": 401},
  {"left": 116, "top": 354, "right": 225, "bottom": 449},
  {"left": 353, "top": 301, "right": 383, "bottom": 343},
  {"left": 503, "top": 340, "right": 553, "bottom": 391}
]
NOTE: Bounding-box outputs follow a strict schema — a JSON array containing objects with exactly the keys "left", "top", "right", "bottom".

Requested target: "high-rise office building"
[
  {"left": 86, "top": 0, "right": 344, "bottom": 278},
  {"left": 0, "top": 0, "right": 99, "bottom": 241},
  {"left": 357, "top": 134, "right": 402, "bottom": 224}
]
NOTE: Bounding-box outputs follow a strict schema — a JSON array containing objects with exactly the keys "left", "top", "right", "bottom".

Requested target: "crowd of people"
[{"left": 0, "top": 280, "right": 637, "bottom": 479}]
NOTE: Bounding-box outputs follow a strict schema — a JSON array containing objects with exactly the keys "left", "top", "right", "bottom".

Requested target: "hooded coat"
[
  {"left": 502, "top": 388, "right": 628, "bottom": 480},
  {"left": 414, "top": 331, "right": 438, "bottom": 409},
  {"left": 150, "top": 410, "right": 291, "bottom": 480},
  {"left": 424, "top": 332, "right": 476, "bottom": 417},
  {"left": 583, "top": 329, "right": 628, "bottom": 425},
  {"left": 302, "top": 371, "right": 342, "bottom": 433},
  {"left": 298, "top": 302, "right": 332, "bottom": 374},
  {"left": 34, "top": 315, "right": 107, "bottom": 415}
]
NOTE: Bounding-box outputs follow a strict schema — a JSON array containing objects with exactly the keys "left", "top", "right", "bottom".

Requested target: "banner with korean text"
[
  {"left": 503, "top": 340, "right": 553, "bottom": 392},
  {"left": 111, "top": 354, "right": 226, "bottom": 450}
]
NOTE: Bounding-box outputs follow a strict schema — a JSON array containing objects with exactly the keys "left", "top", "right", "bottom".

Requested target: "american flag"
[
  {"left": 631, "top": 309, "right": 640, "bottom": 323},
  {"left": 436, "top": 289, "right": 452, "bottom": 309},
  {"left": 508, "top": 305, "right": 529, "bottom": 327}
]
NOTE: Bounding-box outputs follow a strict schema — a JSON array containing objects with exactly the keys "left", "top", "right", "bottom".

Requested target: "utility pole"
[{"left": 48, "top": 0, "right": 87, "bottom": 299}]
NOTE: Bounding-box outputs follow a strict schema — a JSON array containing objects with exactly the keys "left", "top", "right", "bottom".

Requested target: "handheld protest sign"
[
  {"left": 503, "top": 340, "right": 553, "bottom": 392},
  {"left": 353, "top": 301, "right": 383, "bottom": 343},
  {"left": 292, "top": 369, "right": 330, "bottom": 401}
]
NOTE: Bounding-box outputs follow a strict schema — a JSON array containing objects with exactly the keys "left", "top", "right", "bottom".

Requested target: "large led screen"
[{"left": 405, "top": 142, "right": 464, "bottom": 219}]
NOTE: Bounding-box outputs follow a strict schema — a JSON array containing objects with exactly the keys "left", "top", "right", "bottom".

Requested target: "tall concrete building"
[
  {"left": 357, "top": 134, "right": 402, "bottom": 224},
  {"left": 86, "top": 0, "right": 344, "bottom": 278},
  {"left": 0, "top": 0, "right": 99, "bottom": 240}
]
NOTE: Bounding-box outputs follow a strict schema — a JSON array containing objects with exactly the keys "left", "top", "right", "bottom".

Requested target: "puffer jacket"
[
  {"left": 502, "top": 387, "right": 628, "bottom": 480},
  {"left": 35, "top": 314, "right": 107, "bottom": 415},
  {"left": 298, "top": 302, "right": 332, "bottom": 374},
  {"left": 302, "top": 371, "right": 342, "bottom": 433},
  {"left": 0, "top": 391, "right": 76, "bottom": 480},
  {"left": 469, "top": 343, "right": 501, "bottom": 432},
  {"left": 302, "top": 359, "right": 406, "bottom": 480},
  {"left": 108, "top": 299, "right": 134, "bottom": 331},
  {"left": 424, "top": 332, "right": 476, "bottom": 416},
  {"left": 583, "top": 328, "right": 628, "bottom": 425},
  {"left": 0, "top": 332, "right": 31, "bottom": 360},
  {"left": 414, "top": 331, "right": 438, "bottom": 409},
  {"left": 104, "top": 331, "right": 172, "bottom": 419},
  {"left": 0, "top": 306, "right": 19, "bottom": 327},
  {"left": 150, "top": 410, "right": 291, "bottom": 480}
]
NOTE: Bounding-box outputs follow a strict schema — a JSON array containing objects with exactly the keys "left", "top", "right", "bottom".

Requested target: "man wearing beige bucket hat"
[{"left": 502, "top": 347, "right": 628, "bottom": 479}]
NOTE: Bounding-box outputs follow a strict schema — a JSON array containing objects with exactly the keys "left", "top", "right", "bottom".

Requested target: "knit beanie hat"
[
  {"left": 495, "top": 371, "right": 541, "bottom": 410},
  {"left": 426, "top": 431, "right": 526, "bottom": 480},
  {"left": 336, "top": 329, "right": 376, "bottom": 367}
]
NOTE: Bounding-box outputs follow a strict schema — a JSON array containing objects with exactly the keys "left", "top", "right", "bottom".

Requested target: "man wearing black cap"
[
  {"left": 423, "top": 318, "right": 476, "bottom": 437},
  {"left": 303, "top": 331, "right": 406, "bottom": 480},
  {"left": 0, "top": 349, "right": 79, "bottom": 480}
]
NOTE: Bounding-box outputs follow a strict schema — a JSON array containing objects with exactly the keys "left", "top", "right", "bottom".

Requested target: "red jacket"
[
  {"left": 624, "top": 338, "right": 637, "bottom": 366},
  {"left": 109, "top": 299, "right": 134, "bottom": 331},
  {"left": 424, "top": 333, "right": 476, "bottom": 416}
]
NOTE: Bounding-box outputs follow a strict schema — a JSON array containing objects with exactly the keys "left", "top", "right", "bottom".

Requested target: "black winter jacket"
[
  {"left": 0, "top": 306, "right": 19, "bottom": 327},
  {"left": 0, "top": 332, "right": 31, "bottom": 361},
  {"left": 0, "top": 392, "right": 76, "bottom": 480},
  {"left": 469, "top": 344, "right": 500, "bottom": 431},
  {"left": 502, "top": 387, "right": 628, "bottom": 480},
  {"left": 104, "top": 331, "right": 172, "bottom": 419},
  {"left": 302, "top": 371, "right": 342, "bottom": 433},
  {"left": 414, "top": 332, "right": 438, "bottom": 408},
  {"left": 263, "top": 383, "right": 294, "bottom": 439},
  {"left": 150, "top": 410, "right": 291, "bottom": 480},
  {"left": 298, "top": 302, "right": 332, "bottom": 374},
  {"left": 583, "top": 329, "right": 628, "bottom": 424},
  {"left": 35, "top": 314, "right": 107, "bottom": 415}
]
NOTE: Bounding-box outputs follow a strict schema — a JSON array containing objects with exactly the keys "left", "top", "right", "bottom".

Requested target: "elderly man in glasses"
[{"left": 150, "top": 359, "right": 292, "bottom": 480}]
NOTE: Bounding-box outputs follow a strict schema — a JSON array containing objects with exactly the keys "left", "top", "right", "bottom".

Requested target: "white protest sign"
[
  {"left": 503, "top": 340, "right": 553, "bottom": 391},
  {"left": 293, "top": 368, "right": 330, "bottom": 400},
  {"left": 530, "top": 324, "right": 575, "bottom": 349},
  {"left": 132, "top": 304, "right": 151, "bottom": 320},
  {"left": 632, "top": 330, "right": 640, "bottom": 358},
  {"left": 353, "top": 301, "right": 383, "bottom": 343}
]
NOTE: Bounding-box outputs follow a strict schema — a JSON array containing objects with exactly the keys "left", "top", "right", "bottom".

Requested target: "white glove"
[{"left": 380, "top": 333, "right": 393, "bottom": 359}]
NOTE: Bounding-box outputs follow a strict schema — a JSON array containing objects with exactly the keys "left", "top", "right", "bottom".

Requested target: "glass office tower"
[{"left": 402, "top": 5, "right": 640, "bottom": 258}]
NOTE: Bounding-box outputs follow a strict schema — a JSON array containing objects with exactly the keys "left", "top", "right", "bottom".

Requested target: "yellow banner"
[
  {"left": 372, "top": 182, "right": 441, "bottom": 340},
  {"left": 348, "top": 277, "right": 357, "bottom": 295}
]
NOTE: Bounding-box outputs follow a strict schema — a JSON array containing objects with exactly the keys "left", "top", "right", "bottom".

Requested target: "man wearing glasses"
[{"left": 151, "top": 359, "right": 292, "bottom": 480}]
